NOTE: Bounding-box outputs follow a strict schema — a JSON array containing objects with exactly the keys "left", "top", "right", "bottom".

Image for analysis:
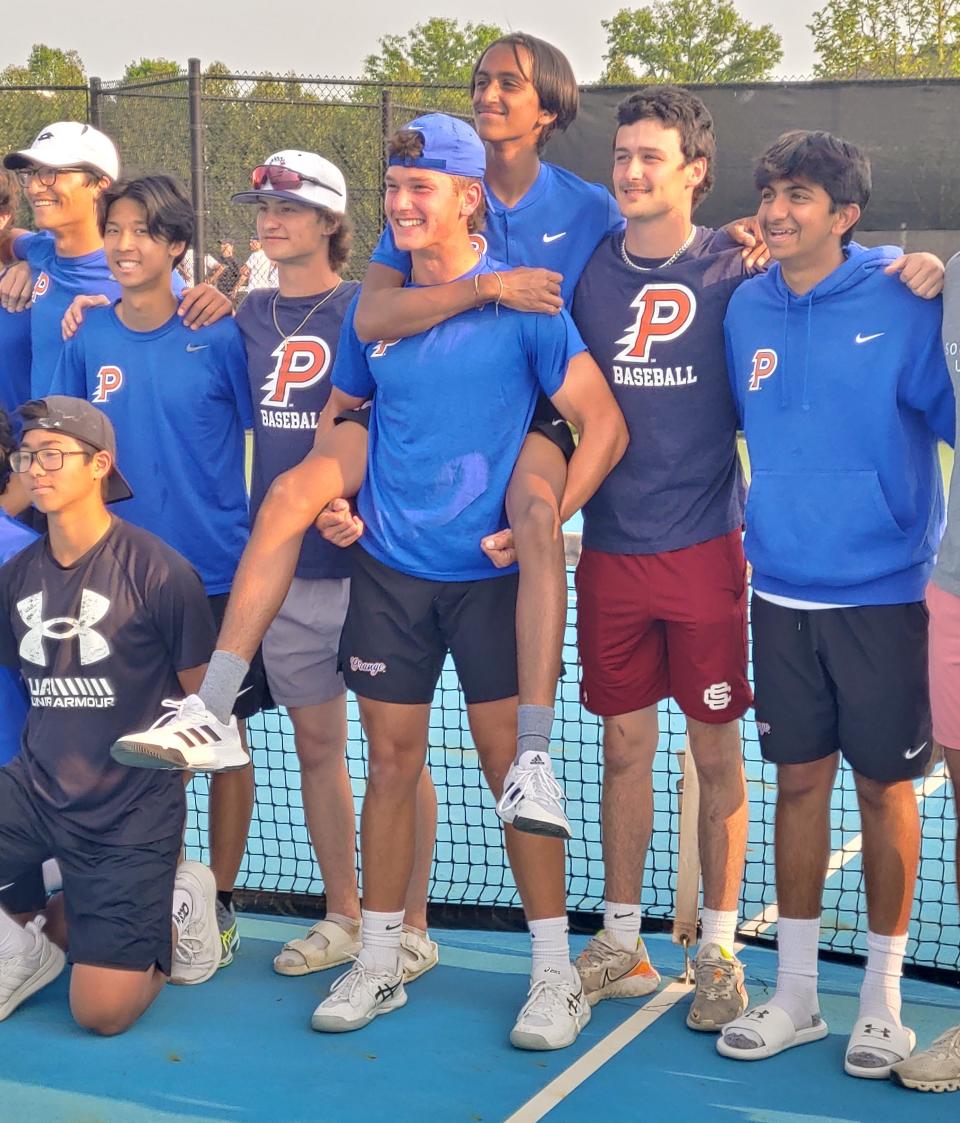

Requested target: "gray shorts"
[{"left": 262, "top": 576, "right": 350, "bottom": 708}]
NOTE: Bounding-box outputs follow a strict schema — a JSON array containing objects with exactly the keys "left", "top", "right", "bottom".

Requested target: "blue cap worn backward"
[{"left": 389, "top": 114, "right": 486, "bottom": 179}]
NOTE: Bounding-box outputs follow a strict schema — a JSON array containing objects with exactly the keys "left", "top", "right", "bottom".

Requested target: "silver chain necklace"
[
  {"left": 619, "top": 226, "right": 697, "bottom": 272},
  {"left": 271, "top": 280, "right": 343, "bottom": 341}
]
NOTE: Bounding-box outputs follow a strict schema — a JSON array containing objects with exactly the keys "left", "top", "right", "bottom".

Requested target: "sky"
[{"left": 4, "top": 0, "right": 823, "bottom": 85}]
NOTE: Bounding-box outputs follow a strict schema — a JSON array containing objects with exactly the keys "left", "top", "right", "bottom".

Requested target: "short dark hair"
[
  {"left": 471, "top": 33, "right": 579, "bottom": 153},
  {"left": 616, "top": 86, "right": 716, "bottom": 209},
  {"left": 0, "top": 407, "right": 15, "bottom": 494},
  {"left": 754, "top": 130, "right": 871, "bottom": 246},
  {"left": 0, "top": 170, "right": 19, "bottom": 219},
  {"left": 98, "top": 174, "right": 195, "bottom": 268},
  {"left": 387, "top": 129, "right": 486, "bottom": 234}
]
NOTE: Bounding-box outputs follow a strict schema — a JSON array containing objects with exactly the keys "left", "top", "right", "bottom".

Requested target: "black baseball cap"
[{"left": 18, "top": 396, "right": 134, "bottom": 503}]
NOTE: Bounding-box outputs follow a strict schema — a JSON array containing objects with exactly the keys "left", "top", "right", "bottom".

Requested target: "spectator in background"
[
  {"left": 179, "top": 245, "right": 220, "bottom": 286},
  {"left": 209, "top": 239, "right": 242, "bottom": 298},
  {"left": 234, "top": 234, "right": 278, "bottom": 299}
]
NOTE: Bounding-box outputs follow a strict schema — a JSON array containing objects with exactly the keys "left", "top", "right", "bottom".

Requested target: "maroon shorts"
[{"left": 575, "top": 529, "right": 752, "bottom": 723}]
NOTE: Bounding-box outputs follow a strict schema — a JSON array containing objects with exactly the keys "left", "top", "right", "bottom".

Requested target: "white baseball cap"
[
  {"left": 231, "top": 150, "right": 347, "bottom": 214},
  {"left": 3, "top": 121, "right": 119, "bottom": 182}
]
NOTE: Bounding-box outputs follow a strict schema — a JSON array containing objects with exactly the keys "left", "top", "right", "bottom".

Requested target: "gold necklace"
[{"left": 271, "top": 280, "right": 343, "bottom": 341}]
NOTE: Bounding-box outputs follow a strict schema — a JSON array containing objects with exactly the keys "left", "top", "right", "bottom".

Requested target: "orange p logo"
[
  {"left": 92, "top": 365, "right": 123, "bottom": 402},
  {"left": 748, "top": 349, "right": 778, "bottom": 391}
]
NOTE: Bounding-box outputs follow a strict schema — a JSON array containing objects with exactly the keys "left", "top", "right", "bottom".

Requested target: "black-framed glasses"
[
  {"left": 15, "top": 167, "right": 87, "bottom": 188},
  {"left": 10, "top": 448, "right": 90, "bottom": 473}
]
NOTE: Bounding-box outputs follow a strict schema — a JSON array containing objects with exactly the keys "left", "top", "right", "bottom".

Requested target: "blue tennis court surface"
[{"left": 3, "top": 923, "right": 956, "bottom": 1121}]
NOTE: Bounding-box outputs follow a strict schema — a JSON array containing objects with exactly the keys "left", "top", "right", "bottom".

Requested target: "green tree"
[
  {"left": 362, "top": 18, "right": 504, "bottom": 84},
  {"left": 123, "top": 58, "right": 182, "bottom": 82},
  {"left": 601, "top": 0, "right": 783, "bottom": 84},
  {"left": 810, "top": 0, "right": 960, "bottom": 78},
  {"left": 0, "top": 43, "right": 86, "bottom": 86}
]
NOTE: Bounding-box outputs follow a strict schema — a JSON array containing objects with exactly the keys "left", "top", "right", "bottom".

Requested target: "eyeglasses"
[
  {"left": 10, "top": 448, "right": 90, "bottom": 473},
  {"left": 15, "top": 167, "right": 87, "bottom": 188},
  {"left": 250, "top": 165, "right": 343, "bottom": 197}
]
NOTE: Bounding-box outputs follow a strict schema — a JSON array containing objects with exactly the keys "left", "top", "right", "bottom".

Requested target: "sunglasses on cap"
[{"left": 250, "top": 165, "right": 344, "bottom": 196}]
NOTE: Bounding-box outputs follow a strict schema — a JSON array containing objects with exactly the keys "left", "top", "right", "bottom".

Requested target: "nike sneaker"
[{"left": 575, "top": 932, "right": 661, "bottom": 1005}]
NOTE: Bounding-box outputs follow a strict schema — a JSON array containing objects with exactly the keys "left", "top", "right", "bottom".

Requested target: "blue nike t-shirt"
[
  {"left": 332, "top": 255, "right": 585, "bottom": 581},
  {"left": 237, "top": 282, "right": 359, "bottom": 581},
  {"left": 572, "top": 227, "right": 749, "bottom": 555},
  {"left": 14, "top": 232, "right": 185, "bottom": 399},
  {"left": 371, "top": 162, "right": 622, "bottom": 303},
  {"left": 0, "top": 511, "right": 38, "bottom": 765},
  {"left": 0, "top": 304, "right": 32, "bottom": 413},
  {"left": 50, "top": 304, "right": 251, "bottom": 594}
]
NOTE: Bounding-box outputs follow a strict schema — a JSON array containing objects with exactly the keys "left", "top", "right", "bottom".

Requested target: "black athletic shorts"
[
  {"left": 751, "top": 595, "right": 933, "bottom": 782},
  {"left": 336, "top": 396, "right": 575, "bottom": 461},
  {"left": 339, "top": 546, "right": 519, "bottom": 705},
  {"left": 0, "top": 865, "right": 46, "bottom": 914},
  {"left": 0, "top": 764, "right": 183, "bottom": 973},
  {"left": 207, "top": 594, "right": 273, "bottom": 720}
]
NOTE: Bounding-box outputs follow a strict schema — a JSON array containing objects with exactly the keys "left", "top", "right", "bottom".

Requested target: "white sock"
[
  {"left": 529, "top": 916, "right": 574, "bottom": 982},
  {"left": 858, "top": 930, "right": 907, "bottom": 1026},
  {"left": 603, "top": 901, "right": 641, "bottom": 951},
  {"left": 359, "top": 908, "right": 403, "bottom": 973},
  {"left": 770, "top": 916, "right": 821, "bottom": 1030},
  {"left": 172, "top": 887, "right": 193, "bottom": 938},
  {"left": 0, "top": 907, "right": 33, "bottom": 959},
  {"left": 700, "top": 907, "right": 738, "bottom": 955}
]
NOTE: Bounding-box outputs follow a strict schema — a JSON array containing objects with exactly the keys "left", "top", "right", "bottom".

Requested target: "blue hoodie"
[{"left": 725, "top": 243, "right": 955, "bottom": 605}]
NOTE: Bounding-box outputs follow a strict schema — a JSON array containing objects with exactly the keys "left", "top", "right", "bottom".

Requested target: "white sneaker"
[
  {"left": 510, "top": 965, "right": 591, "bottom": 1050},
  {"left": 310, "top": 957, "right": 406, "bottom": 1033},
  {"left": 111, "top": 695, "right": 250, "bottom": 773},
  {"left": 170, "top": 862, "right": 222, "bottom": 985},
  {"left": 496, "top": 751, "right": 571, "bottom": 839},
  {"left": 0, "top": 917, "right": 66, "bottom": 1021},
  {"left": 400, "top": 926, "right": 439, "bottom": 982}
]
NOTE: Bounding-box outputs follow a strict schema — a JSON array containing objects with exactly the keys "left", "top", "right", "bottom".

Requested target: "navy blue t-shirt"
[
  {"left": 0, "top": 512, "right": 38, "bottom": 765},
  {"left": 236, "top": 282, "right": 359, "bottom": 581},
  {"left": 332, "top": 257, "right": 585, "bottom": 581},
  {"left": 50, "top": 304, "right": 251, "bottom": 595},
  {"left": 573, "top": 228, "right": 748, "bottom": 555},
  {"left": 0, "top": 304, "right": 32, "bottom": 413}
]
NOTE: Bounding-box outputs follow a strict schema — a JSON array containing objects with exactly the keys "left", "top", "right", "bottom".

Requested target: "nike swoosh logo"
[
  {"left": 613, "top": 912, "right": 636, "bottom": 919},
  {"left": 855, "top": 332, "right": 884, "bottom": 344},
  {"left": 0, "top": 882, "right": 14, "bottom": 893},
  {"left": 186, "top": 343, "right": 209, "bottom": 352},
  {"left": 542, "top": 232, "right": 567, "bottom": 244},
  {"left": 904, "top": 740, "right": 928, "bottom": 760},
  {"left": 385, "top": 923, "right": 402, "bottom": 931}
]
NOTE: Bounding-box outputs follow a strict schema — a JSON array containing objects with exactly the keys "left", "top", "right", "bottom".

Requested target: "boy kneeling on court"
[
  {"left": 0, "top": 397, "right": 221, "bottom": 1033},
  {"left": 720, "top": 130, "right": 953, "bottom": 1078}
]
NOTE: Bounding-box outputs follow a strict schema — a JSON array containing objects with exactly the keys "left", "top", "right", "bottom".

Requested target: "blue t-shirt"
[
  {"left": 0, "top": 304, "right": 32, "bottom": 414},
  {"left": 14, "top": 232, "right": 185, "bottom": 399},
  {"left": 0, "top": 511, "right": 39, "bottom": 765},
  {"left": 331, "top": 256, "right": 585, "bottom": 581},
  {"left": 236, "top": 282, "right": 359, "bottom": 581},
  {"left": 371, "top": 162, "right": 622, "bottom": 304},
  {"left": 572, "top": 228, "right": 748, "bottom": 555},
  {"left": 50, "top": 304, "right": 252, "bottom": 595}
]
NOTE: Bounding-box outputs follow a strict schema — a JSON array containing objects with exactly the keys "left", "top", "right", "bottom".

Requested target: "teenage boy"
[
  {"left": 890, "top": 256, "right": 960, "bottom": 1096},
  {"left": 48, "top": 175, "right": 264, "bottom": 968},
  {"left": 0, "top": 396, "right": 220, "bottom": 1033},
  {"left": 0, "top": 122, "right": 230, "bottom": 400},
  {"left": 718, "top": 130, "right": 954, "bottom": 1080},
  {"left": 227, "top": 150, "right": 438, "bottom": 978}
]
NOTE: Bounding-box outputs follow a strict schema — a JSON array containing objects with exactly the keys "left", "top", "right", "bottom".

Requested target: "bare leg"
[
  {"left": 949, "top": 748, "right": 960, "bottom": 904},
  {"left": 70, "top": 961, "right": 167, "bottom": 1037},
  {"left": 855, "top": 772, "right": 920, "bottom": 936},
  {"left": 775, "top": 756, "right": 839, "bottom": 917},
  {"left": 209, "top": 726, "right": 254, "bottom": 898},
  {"left": 687, "top": 717, "right": 747, "bottom": 912},
  {"left": 405, "top": 769, "right": 437, "bottom": 932},
  {"left": 600, "top": 707, "right": 659, "bottom": 904}
]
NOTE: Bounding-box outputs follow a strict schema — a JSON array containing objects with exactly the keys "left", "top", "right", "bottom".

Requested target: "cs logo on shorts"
[
  {"left": 32, "top": 271, "right": 51, "bottom": 301},
  {"left": 614, "top": 283, "right": 697, "bottom": 363},
  {"left": 261, "top": 336, "right": 331, "bottom": 407},
  {"left": 92, "top": 365, "right": 123, "bottom": 402},
  {"left": 703, "top": 682, "right": 732, "bottom": 711},
  {"left": 748, "top": 349, "right": 778, "bottom": 391}
]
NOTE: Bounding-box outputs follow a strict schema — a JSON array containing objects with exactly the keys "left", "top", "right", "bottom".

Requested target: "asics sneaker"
[
  {"left": 510, "top": 964, "right": 591, "bottom": 1050},
  {"left": 216, "top": 899, "right": 240, "bottom": 968},
  {"left": 575, "top": 932, "right": 661, "bottom": 1005},
  {"left": 310, "top": 957, "right": 406, "bottom": 1033},
  {"left": 170, "top": 861, "right": 221, "bottom": 985},
  {"left": 0, "top": 917, "right": 66, "bottom": 1021},
  {"left": 686, "top": 942, "right": 747, "bottom": 1031},
  {"left": 111, "top": 695, "right": 249, "bottom": 773},
  {"left": 496, "top": 751, "right": 571, "bottom": 839}
]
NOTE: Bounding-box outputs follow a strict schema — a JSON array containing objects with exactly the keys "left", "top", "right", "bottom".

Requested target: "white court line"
[
  {"left": 503, "top": 980, "right": 693, "bottom": 1123},
  {"left": 739, "top": 763, "right": 949, "bottom": 939}
]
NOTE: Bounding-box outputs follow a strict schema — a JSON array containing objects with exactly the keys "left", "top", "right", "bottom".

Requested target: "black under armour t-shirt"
[{"left": 0, "top": 517, "right": 216, "bottom": 843}]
